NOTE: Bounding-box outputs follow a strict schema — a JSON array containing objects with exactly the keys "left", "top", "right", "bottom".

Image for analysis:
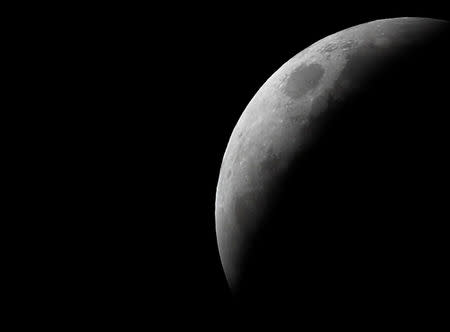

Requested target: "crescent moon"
[{"left": 215, "top": 17, "right": 448, "bottom": 297}]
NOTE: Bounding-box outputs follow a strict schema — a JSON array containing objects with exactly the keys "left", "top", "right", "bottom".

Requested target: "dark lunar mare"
[{"left": 233, "top": 27, "right": 449, "bottom": 327}]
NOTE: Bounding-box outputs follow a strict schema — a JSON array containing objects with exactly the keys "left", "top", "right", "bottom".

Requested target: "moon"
[{"left": 215, "top": 17, "right": 449, "bottom": 308}]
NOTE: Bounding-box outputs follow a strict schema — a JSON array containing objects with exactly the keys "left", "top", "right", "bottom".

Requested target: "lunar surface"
[{"left": 215, "top": 17, "right": 449, "bottom": 313}]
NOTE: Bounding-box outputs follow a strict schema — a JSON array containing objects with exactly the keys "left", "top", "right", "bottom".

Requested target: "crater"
[
  {"left": 322, "top": 43, "right": 339, "bottom": 53},
  {"left": 283, "top": 63, "right": 325, "bottom": 99},
  {"left": 341, "top": 39, "right": 357, "bottom": 50}
]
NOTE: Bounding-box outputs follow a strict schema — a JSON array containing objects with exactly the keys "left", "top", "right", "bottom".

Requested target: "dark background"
[{"left": 18, "top": 2, "right": 448, "bottom": 328}]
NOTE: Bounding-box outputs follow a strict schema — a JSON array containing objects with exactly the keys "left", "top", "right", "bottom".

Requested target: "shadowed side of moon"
[{"left": 215, "top": 17, "right": 449, "bottom": 319}]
